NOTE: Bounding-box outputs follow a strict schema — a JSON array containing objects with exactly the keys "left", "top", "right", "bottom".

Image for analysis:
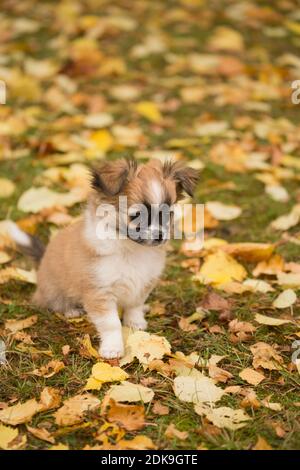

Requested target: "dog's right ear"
[{"left": 91, "top": 158, "right": 137, "bottom": 196}]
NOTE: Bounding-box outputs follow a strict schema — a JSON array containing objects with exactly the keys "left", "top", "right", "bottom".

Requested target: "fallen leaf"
[
  {"left": 206, "top": 201, "right": 242, "bottom": 221},
  {"left": 277, "top": 273, "right": 300, "bottom": 288},
  {"left": 272, "top": 289, "right": 297, "bottom": 309},
  {"left": 173, "top": 375, "right": 224, "bottom": 404},
  {"left": 220, "top": 243, "right": 275, "bottom": 262},
  {"left": 107, "top": 400, "right": 145, "bottom": 431},
  {"left": 165, "top": 423, "right": 188, "bottom": 440},
  {"left": 239, "top": 368, "right": 265, "bottom": 386},
  {"left": 120, "top": 331, "right": 171, "bottom": 367},
  {"left": 243, "top": 279, "right": 274, "bottom": 293},
  {"left": 0, "top": 424, "right": 19, "bottom": 450},
  {"left": 194, "top": 251, "right": 247, "bottom": 286},
  {"left": 84, "top": 362, "right": 128, "bottom": 390},
  {"left": 0, "top": 399, "right": 43, "bottom": 425},
  {"left": 250, "top": 342, "right": 284, "bottom": 370},
  {"left": 0, "top": 179, "right": 16, "bottom": 199},
  {"left": 135, "top": 101, "right": 162, "bottom": 123},
  {"left": 32, "top": 360, "right": 65, "bottom": 378},
  {"left": 152, "top": 401, "right": 169, "bottom": 416},
  {"left": 0, "top": 267, "right": 37, "bottom": 284},
  {"left": 107, "top": 381, "right": 154, "bottom": 403},
  {"left": 54, "top": 394, "right": 100, "bottom": 426},
  {"left": 253, "top": 254, "right": 285, "bottom": 277},
  {"left": 78, "top": 334, "right": 100, "bottom": 360},
  {"left": 39, "top": 387, "right": 61, "bottom": 410},
  {"left": 26, "top": 425, "right": 55, "bottom": 444},
  {"left": 5, "top": 315, "right": 37, "bottom": 333},
  {"left": 195, "top": 405, "right": 251, "bottom": 430},
  {"left": 254, "top": 313, "right": 292, "bottom": 326},
  {"left": 18, "top": 187, "right": 84, "bottom": 213},
  {"left": 270, "top": 205, "right": 300, "bottom": 230}
]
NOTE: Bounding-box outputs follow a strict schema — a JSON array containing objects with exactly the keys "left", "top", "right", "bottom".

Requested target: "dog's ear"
[
  {"left": 91, "top": 158, "right": 137, "bottom": 196},
  {"left": 163, "top": 161, "right": 199, "bottom": 198}
]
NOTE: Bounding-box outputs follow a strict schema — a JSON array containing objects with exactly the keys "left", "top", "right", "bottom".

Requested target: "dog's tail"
[{"left": 8, "top": 222, "right": 45, "bottom": 264}]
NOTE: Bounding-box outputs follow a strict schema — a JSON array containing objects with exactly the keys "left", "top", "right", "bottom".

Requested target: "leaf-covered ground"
[{"left": 1, "top": 0, "right": 300, "bottom": 450}]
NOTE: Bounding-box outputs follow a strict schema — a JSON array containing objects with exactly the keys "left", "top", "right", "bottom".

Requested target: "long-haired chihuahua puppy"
[{"left": 10, "top": 159, "right": 199, "bottom": 359}]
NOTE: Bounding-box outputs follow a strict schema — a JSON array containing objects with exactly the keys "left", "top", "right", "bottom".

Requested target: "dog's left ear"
[
  {"left": 91, "top": 158, "right": 137, "bottom": 196},
  {"left": 163, "top": 161, "right": 200, "bottom": 197}
]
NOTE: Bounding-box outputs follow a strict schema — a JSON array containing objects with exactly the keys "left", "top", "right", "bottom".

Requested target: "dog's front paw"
[
  {"left": 123, "top": 317, "right": 148, "bottom": 330},
  {"left": 99, "top": 336, "right": 124, "bottom": 359}
]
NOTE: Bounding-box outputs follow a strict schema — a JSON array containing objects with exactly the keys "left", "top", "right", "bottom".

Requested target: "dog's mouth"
[{"left": 121, "top": 225, "right": 168, "bottom": 246}]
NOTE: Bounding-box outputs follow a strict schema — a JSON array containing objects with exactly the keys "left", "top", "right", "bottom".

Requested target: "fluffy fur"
[{"left": 11, "top": 158, "right": 199, "bottom": 359}]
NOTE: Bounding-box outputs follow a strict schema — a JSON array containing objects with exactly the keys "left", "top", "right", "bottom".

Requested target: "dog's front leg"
[
  {"left": 84, "top": 294, "right": 124, "bottom": 359},
  {"left": 123, "top": 304, "right": 148, "bottom": 330}
]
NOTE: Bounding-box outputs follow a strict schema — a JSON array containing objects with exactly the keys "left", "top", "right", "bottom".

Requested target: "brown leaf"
[
  {"left": 152, "top": 401, "right": 169, "bottom": 416},
  {"left": 5, "top": 315, "right": 37, "bottom": 333},
  {"left": 32, "top": 360, "right": 65, "bottom": 378},
  {"left": 239, "top": 368, "right": 265, "bottom": 386},
  {"left": 250, "top": 342, "right": 284, "bottom": 370},
  {"left": 54, "top": 394, "right": 100, "bottom": 426},
  {"left": 26, "top": 425, "right": 55, "bottom": 444},
  {"left": 107, "top": 399, "right": 145, "bottom": 431},
  {"left": 165, "top": 423, "right": 188, "bottom": 441},
  {"left": 178, "top": 317, "right": 197, "bottom": 332}
]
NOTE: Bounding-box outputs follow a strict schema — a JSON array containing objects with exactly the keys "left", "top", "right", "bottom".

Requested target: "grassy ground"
[{"left": 0, "top": 0, "right": 300, "bottom": 450}]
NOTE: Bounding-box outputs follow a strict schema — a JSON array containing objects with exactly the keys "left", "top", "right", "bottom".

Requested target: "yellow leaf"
[
  {"left": 84, "top": 376, "right": 103, "bottom": 391},
  {"left": 78, "top": 334, "right": 100, "bottom": 360},
  {"left": 0, "top": 399, "right": 43, "bottom": 425},
  {"left": 286, "top": 21, "right": 300, "bottom": 35},
  {"left": 120, "top": 330, "right": 171, "bottom": 367},
  {"left": 5, "top": 315, "right": 37, "bottom": 333},
  {"left": 84, "top": 362, "right": 128, "bottom": 390},
  {"left": 220, "top": 242, "right": 275, "bottom": 262},
  {"left": 92, "top": 362, "right": 129, "bottom": 382},
  {"left": 89, "top": 129, "right": 114, "bottom": 152},
  {"left": 135, "top": 101, "right": 162, "bottom": 123},
  {"left": 0, "top": 267, "right": 37, "bottom": 284},
  {"left": 0, "top": 179, "right": 16, "bottom": 198},
  {"left": 0, "top": 424, "right": 19, "bottom": 450},
  {"left": 195, "top": 251, "right": 247, "bottom": 286}
]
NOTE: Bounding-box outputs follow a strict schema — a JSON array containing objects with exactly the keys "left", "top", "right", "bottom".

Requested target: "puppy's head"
[{"left": 90, "top": 158, "right": 199, "bottom": 246}]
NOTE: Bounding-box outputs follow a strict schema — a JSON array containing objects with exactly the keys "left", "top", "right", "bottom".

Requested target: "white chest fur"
[
  {"left": 92, "top": 242, "right": 165, "bottom": 307},
  {"left": 84, "top": 209, "right": 166, "bottom": 307}
]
